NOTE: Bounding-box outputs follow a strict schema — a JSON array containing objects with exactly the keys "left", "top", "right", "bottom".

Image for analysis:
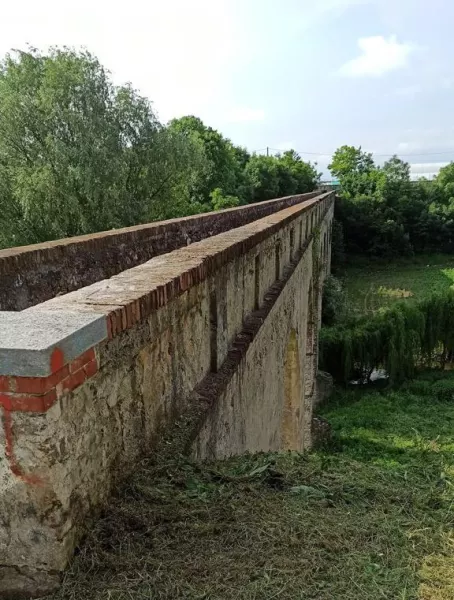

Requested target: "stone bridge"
[{"left": 0, "top": 191, "right": 335, "bottom": 597}]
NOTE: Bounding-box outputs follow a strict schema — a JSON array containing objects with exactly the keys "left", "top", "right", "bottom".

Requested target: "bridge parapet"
[
  {"left": 0, "top": 192, "right": 319, "bottom": 311},
  {"left": 0, "top": 192, "right": 334, "bottom": 598}
]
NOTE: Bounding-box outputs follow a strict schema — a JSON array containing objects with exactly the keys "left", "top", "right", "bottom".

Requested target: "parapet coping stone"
[{"left": 0, "top": 311, "right": 107, "bottom": 377}]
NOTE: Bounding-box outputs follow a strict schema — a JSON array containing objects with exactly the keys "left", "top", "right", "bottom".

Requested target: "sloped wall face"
[
  {"left": 0, "top": 193, "right": 334, "bottom": 598},
  {"left": 192, "top": 201, "right": 335, "bottom": 459},
  {"left": 192, "top": 247, "right": 314, "bottom": 459}
]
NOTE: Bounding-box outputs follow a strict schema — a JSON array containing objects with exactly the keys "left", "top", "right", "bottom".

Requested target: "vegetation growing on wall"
[{"left": 0, "top": 48, "right": 320, "bottom": 250}]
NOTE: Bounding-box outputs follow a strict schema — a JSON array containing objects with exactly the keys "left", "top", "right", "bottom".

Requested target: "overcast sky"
[{"left": 1, "top": 0, "right": 452, "bottom": 178}]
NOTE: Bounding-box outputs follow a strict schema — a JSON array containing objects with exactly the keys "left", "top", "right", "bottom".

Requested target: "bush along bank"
[{"left": 319, "top": 289, "right": 454, "bottom": 384}]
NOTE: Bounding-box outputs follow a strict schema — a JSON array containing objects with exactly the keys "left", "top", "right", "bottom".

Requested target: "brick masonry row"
[{"left": 0, "top": 348, "right": 98, "bottom": 412}]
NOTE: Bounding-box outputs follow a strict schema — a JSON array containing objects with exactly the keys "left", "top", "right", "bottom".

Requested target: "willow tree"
[{"left": 0, "top": 47, "right": 206, "bottom": 248}]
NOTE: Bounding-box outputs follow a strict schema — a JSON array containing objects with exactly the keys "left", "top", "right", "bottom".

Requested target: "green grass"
[
  {"left": 48, "top": 373, "right": 454, "bottom": 600},
  {"left": 342, "top": 254, "right": 454, "bottom": 316}
]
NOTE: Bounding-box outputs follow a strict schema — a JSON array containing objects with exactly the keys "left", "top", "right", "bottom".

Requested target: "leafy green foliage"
[
  {"left": 320, "top": 288, "right": 454, "bottom": 383},
  {"left": 0, "top": 48, "right": 321, "bottom": 249},
  {"left": 331, "top": 145, "right": 454, "bottom": 259},
  {"left": 245, "top": 150, "right": 319, "bottom": 203},
  {"left": 0, "top": 48, "right": 208, "bottom": 247},
  {"left": 329, "top": 145, "right": 375, "bottom": 180},
  {"left": 209, "top": 188, "right": 240, "bottom": 210},
  {"left": 322, "top": 275, "right": 347, "bottom": 326},
  {"left": 167, "top": 115, "right": 245, "bottom": 205},
  {"left": 330, "top": 218, "right": 346, "bottom": 270}
]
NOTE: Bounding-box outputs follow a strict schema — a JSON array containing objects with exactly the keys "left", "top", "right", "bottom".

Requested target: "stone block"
[{"left": 0, "top": 311, "right": 107, "bottom": 376}]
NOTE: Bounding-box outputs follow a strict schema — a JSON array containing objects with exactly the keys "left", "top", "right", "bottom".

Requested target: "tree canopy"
[
  {"left": 0, "top": 48, "right": 213, "bottom": 247},
  {"left": 0, "top": 47, "right": 320, "bottom": 249},
  {"left": 245, "top": 151, "right": 320, "bottom": 203},
  {"left": 331, "top": 145, "right": 454, "bottom": 260}
]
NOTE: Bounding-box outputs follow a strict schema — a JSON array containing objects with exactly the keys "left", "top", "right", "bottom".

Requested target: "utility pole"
[{"left": 266, "top": 147, "right": 269, "bottom": 157}]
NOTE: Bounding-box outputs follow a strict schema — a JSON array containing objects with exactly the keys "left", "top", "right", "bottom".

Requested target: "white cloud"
[
  {"left": 410, "top": 162, "right": 448, "bottom": 180},
  {"left": 227, "top": 107, "right": 265, "bottom": 123},
  {"left": 395, "top": 84, "right": 421, "bottom": 97},
  {"left": 339, "top": 35, "right": 414, "bottom": 77},
  {"left": 275, "top": 141, "right": 296, "bottom": 151}
]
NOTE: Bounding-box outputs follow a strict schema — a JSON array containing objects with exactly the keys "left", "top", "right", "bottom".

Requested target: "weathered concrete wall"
[
  {"left": 0, "top": 192, "right": 334, "bottom": 598},
  {"left": 0, "top": 192, "right": 319, "bottom": 311}
]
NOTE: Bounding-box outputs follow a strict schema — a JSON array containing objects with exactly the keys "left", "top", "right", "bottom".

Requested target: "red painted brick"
[
  {"left": 50, "top": 347, "right": 65, "bottom": 373},
  {"left": 0, "top": 389, "right": 57, "bottom": 412},
  {"left": 69, "top": 348, "right": 96, "bottom": 373},
  {"left": 12, "top": 365, "right": 69, "bottom": 395},
  {"left": 83, "top": 359, "right": 98, "bottom": 379},
  {"left": 71, "top": 368, "right": 88, "bottom": 388},
  {"left": 0, "top": 376, "right": 10, "bottom": 392},
  {"left": 57, "top": 367, "right": 88, "bottom": 397},
  {"left": 0, "top": 393, "right": 12, "bottom": 410}
]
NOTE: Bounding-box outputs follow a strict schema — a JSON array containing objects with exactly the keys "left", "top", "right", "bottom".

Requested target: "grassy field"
[
  {"left": 342, "top": 254, "right": 454, "bottom": 316},
  {"left": 48, "top": 372, "right": 454, "bottom": 600}
]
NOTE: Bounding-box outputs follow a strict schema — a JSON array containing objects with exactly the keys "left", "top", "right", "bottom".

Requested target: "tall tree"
[
  {"left": 277, "top": 150, "right": 320, "bottom": 196},
  {"left": 245, "top": 151, "right": 319, "bottom": 203},
  {"left": 0, "top": 48, "right": 204, "bottom": 248},
  {"left": 167, "top": 116, "right": 243, "bottom": 204},
  {"left": 328, "top": 145, "right": 375, "bottom": 179},
  {"left": 244, "top": 155, "right": 280, "bottom": 202}
]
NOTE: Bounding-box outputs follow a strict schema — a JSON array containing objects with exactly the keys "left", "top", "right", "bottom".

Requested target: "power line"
[{"left": 255, "top": 147, "right": 454, "bottom": 159}]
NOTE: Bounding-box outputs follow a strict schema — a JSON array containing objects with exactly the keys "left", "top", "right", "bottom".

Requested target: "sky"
[{"left": 1, "top": 0, "right": 453, "bottom": 179}]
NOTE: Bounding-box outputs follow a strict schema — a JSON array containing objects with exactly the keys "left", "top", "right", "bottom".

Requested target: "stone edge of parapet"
[{"left": 0, "top": 311, "right": 107, "bottom": 412}]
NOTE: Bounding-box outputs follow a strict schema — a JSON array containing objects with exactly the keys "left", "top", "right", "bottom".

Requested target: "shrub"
[{"left": 322, "top": 276, "right": 347, "bottom": 326}]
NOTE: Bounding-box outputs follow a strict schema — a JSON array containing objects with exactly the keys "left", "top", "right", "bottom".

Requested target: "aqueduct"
[{"left": 0, "top": 191, "right": 334, "bottom": 597}]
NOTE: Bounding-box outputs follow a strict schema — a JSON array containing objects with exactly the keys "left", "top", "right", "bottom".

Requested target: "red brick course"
[
  {"left": 33, "top": 195, "right": 332, "bottom": 345},
  {"left": 0, "top": 349, "right": 98, "bottom": 412}
]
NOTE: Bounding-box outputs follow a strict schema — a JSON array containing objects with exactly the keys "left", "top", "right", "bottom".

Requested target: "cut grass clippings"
[{"left": 47, "top": 371, "right": 454, "bottom": 600}]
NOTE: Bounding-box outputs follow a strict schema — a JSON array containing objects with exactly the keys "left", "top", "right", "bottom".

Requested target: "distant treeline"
[{"left": 329, "top": 146, "right": 454, "bottom": 262}]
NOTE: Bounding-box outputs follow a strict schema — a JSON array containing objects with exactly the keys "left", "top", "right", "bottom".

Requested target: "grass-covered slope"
[{"left": 48, "top": 372, "right": 454, "bottom": 600}]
